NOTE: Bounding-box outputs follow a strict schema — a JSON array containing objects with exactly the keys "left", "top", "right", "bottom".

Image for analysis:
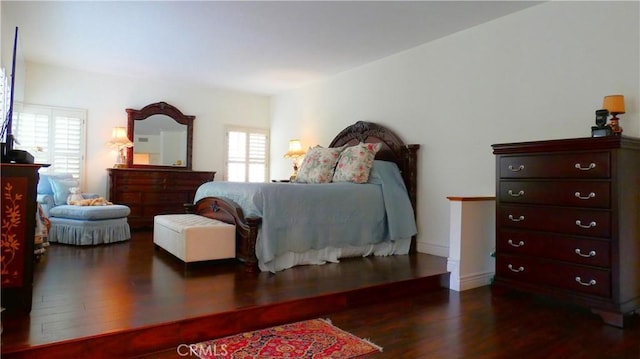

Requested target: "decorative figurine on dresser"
[
  {"left": 108, "top": 102, "right": 215, "bottom": 229},
  {"left": 492, "top": 135, "right": 640, "bottom": 327}
]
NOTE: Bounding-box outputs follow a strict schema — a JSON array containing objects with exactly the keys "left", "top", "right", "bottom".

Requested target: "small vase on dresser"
[
  {"left": 107, "top": 168, "right": 215, "bottom": 230},
  {"left": 492, "top": 136, "right": 640, "bottom": 328}
]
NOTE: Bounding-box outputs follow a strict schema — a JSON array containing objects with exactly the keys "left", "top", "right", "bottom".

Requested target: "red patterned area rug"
[{"left": 192, "top": 318, "right": 382, "bottom": 358}]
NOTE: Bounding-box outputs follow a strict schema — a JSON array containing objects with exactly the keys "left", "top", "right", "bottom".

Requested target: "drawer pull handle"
[
  {"left": 508, "top": 264, "right": 524, "bottom": 273},
  {"left": 575, "top": 220, "right": 597, "bottom": 229},
  {"left": 508, "top": 215, "right": 525, "bottom": 222},
  {"left": 574, "top": 192, "right": 596, "bottom": 200},
  {"left": 574, "top": 249, "right": 596, "bottom": 258},
  {"left": 508, "top": 164, "right": 525, "bottom": 172},
  {"left": 508, "top": 190, "right": 525, "bottom": 197},
  {"left": 575, "top": 277, "right": 597, "bottom": 286},
  {"left": 508, "top": 239, "right": 525, "bottom": 247},
  {"left": 574, "top": 162, "right": 596, "bottom": 171}
]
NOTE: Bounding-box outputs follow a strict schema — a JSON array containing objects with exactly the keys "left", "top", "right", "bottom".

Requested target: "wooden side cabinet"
[
  {"left": 107, "top": 168, "right": 215, "bottom": 229},
  {"left": 1, "top": 163, "right": 44, "bottom": 313},
  {"left": 492, "top": 136, "right": 640, "bottom": 327}
]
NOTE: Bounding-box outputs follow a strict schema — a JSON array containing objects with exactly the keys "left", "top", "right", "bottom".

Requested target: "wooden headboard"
[{"left": 329, "top": 121, "right": 420, "bottom": 213}]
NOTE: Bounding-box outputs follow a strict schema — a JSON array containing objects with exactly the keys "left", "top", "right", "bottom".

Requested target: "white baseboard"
[
  {"left": 417, "top": 241, "right": 449, "bottom": 257},
  {"left": 457, "top": 271, "right": 494, "bottom": 291},
  {"left": 447, "top": 258, "right": 494, "bottom": 292}
]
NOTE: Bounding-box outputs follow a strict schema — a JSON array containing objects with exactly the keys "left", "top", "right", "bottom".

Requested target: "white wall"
[
  {"left": 24, "top": 62, "right": 270, "bottom": 196},
  {"left": 271, "top": 2, "right": 640, "bottom": 256}
]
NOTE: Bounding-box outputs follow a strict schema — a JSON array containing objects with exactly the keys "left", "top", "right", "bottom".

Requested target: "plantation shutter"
[
  {"left": 247, "top": 133, "right": 267, "bottom": 182},
  {"left": 12, "top": 110, "right": 50, "bottom": 164},
  {"left": 11, "top": 103, "right": 86, "bottom": 181},
  {"left": 225, "top": 127, "right": 269, "bottom": 182},
  {"left": 227, "top": 131, "right": 247, "bottom": 182},
  {"left": 50, "top": 111, "right": 84, "bottom": 175}
]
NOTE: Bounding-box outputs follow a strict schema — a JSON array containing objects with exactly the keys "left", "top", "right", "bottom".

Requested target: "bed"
[{"left": 187, "top": 121, "right": 420, "bottom": 272}]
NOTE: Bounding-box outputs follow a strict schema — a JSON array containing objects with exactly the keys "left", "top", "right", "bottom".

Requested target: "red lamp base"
[{"left": 609, "top": 115, "right": 623, "bottom": 135}]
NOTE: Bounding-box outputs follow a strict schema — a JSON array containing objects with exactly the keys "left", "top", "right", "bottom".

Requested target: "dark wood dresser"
[
  {"left": 107, "top": 168, "right": 215, "bottom": 229},
  {"left": 1, "top": 163, "right": 44, "bottom": 313},
  {"left": 492, "top": 136, "right": 640, "bottom": 327}
]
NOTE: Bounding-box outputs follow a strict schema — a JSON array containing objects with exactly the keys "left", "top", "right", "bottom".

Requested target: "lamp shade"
[
  {"left": 284, "top": 139, "right": 306, "bottom": 158},
  {"left": 603, "top": 95, "right": 625, "bottom": 115},
  {"left": 110, "top": 126, "right": 134, "bottom": 148}
]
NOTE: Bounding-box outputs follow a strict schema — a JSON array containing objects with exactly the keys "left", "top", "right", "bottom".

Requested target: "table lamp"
[
  {"left": 109, "top": 126, "right": 134, "bottom": 168},
  {"left": 283, "top": 139, "right": 306, "bottom": 181},
  {"left": 602, "top": 95, "right": 625, "bottom": 135}
]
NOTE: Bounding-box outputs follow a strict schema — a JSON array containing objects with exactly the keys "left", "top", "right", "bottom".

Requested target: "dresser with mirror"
[{"left": 107, "top": 102, "right": 215, "bottom": 229}]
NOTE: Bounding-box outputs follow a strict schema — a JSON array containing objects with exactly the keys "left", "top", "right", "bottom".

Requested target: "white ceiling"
[{"left": 3, "top": 1, "right": 541, "bottom": 95}]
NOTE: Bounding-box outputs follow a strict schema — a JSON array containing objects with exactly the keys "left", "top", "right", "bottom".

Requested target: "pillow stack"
[{"left": 295, "top": 142, "right": 382, "bottom": 184}]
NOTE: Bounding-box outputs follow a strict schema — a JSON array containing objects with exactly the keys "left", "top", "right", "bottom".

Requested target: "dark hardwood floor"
[
  {"left": 143, "top": 287, "right": 640, "bottom": 359},
  {"left": 2, "top": 231, "right": 639, "bottom": 358},
  {"left": 1, "top": 231, "right": 448, "bottom": 358}
]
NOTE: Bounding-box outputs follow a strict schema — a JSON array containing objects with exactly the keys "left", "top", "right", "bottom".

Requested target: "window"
[
  {"left": 225, "top": 126, "right": 269, "bottom": 182},
  {"left": 0, "top": 68, "right": 9, "bottom": 129},
  {"left": 11, "top": 103, "right": 86, "bottom": 181}
]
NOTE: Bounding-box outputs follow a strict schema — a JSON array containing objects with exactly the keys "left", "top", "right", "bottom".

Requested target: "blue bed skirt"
[{"left": 48, "top": 217, "right": 131, "bottom": 245}]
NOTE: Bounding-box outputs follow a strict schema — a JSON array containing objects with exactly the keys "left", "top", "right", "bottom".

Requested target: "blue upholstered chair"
[{"left": 37, "top": 173, "right": 131, "bottom": 245}]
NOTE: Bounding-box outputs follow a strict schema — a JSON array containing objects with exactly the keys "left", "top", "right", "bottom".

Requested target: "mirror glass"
[
  {"left": 126, "top": 102, "right": 194, "bottom": 170},
  {"left": 132, "top": 115, "right": 187, "bottom": 167}
]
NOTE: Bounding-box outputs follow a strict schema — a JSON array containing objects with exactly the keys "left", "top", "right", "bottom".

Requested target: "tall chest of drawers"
[
  {"left": 107, "top": 168, "right": 215, "bottom": 229},
  {"left": 492, "top": 136, "right": 640, "bottom": 327}
]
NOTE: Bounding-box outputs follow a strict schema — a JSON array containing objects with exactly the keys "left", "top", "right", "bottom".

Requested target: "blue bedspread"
[{"left": 193, "top": 161, "right": 416, "bottom": 270}]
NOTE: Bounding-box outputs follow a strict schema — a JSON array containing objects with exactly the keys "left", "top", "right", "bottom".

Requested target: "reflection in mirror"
[
  {"left": 126, "top": 102, "right": 194, "bottom": 170},
  {"left": 133, "top": 115, "right": 187, "bottom": 166}
]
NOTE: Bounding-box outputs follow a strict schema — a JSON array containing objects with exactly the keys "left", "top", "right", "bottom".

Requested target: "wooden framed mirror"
[{"left": 126, "top": 102, "right": 194, "bottom": 170}]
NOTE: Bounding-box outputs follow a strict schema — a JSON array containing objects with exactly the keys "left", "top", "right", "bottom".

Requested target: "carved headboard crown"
[{"left": 329, "top": 121, "right": 420, "bottom": 216}]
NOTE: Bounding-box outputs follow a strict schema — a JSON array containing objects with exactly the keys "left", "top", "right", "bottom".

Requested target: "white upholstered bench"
[{"left": 153, "top": 214, "right": 235, "bottom": 263}]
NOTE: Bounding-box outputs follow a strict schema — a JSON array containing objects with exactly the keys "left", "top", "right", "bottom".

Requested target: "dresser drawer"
[
  {"left": 499, "top": 152, "right": 610, "bottom": 179},
  {"left": 115, "top": 191, "right": 143, "bottom": 203},
  {"left": 497, "top": 230, "right": 610, "bottom": 267},
  {"left": 499, "top": 205, "right": 610, "bottom": 238},
  {"left": 126, "top": 205, "right": 143, "bottom": 218},
  {"left": 169, "top": 173, "right": 214, "bottom": 182},
  {"left": 113, "top": 176, "right": 163, "bottom": 185},
  {"left": 496, "top": 254, "right": 611, "bottom": 297},
  {"left": 498, "top": 181, "right": 610, "bottom": 208},
  {"left": 142, "top": 191, "right": 191, "bottom": 203},
  {"left": 171, "top": 183, "right": 206, "bottom": 191},
  {"left": 118, "top": 183, "right": 165, "bottom": 192}
]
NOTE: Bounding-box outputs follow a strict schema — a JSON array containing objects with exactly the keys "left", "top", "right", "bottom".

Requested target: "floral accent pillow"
[
  {"left": 295, "top": 145, "right": 346, "bottom": 183},
  {"left": 332, "top": 142, "right": 382, "bottom": 183}
]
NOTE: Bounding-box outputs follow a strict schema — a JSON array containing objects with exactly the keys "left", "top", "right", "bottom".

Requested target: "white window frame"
[
  {"left": 11, "top": 102, "right": 87, "bottom": 184},
  {"left": 0, "top": 68, "right": 9, "bottom": 129},
  {"left": 224, "top": 125, "right": 270, "bottom": 182}
]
